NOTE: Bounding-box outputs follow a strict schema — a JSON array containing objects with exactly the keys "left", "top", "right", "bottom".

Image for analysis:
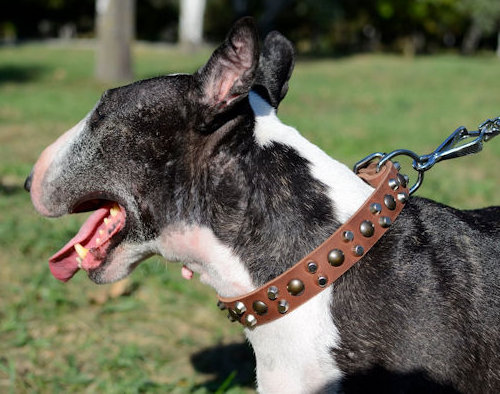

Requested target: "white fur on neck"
[
  {"left": 249, "top": 91, "right": 373, "bottom": 223},
  {"left": 158, "top": 224, "right": 254, "bottom": 298},
  {"left": 246, "top": 289, "right": 342, "bottom": 393}
]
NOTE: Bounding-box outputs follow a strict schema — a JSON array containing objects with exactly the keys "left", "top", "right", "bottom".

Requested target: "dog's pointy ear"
[
  {"left": 253, "top": 31, "right": 295, "bottom": 109},
  {"left": 194, "top": 17, "right": 259, "bottom": 125}
]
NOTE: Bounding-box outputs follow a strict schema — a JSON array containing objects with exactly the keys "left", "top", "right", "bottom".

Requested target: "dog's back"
[{"left": 331, "top": 197, "right": 500, "bottom": 393}]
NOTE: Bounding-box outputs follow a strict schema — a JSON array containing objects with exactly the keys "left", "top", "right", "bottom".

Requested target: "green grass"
[{"left": 1, "top": 43, "right": 499, "bottom": 393}]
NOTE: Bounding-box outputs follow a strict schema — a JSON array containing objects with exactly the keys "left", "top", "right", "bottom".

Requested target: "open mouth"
[{"left": 49, "top": 200, "right": 126, "bottom": 282}]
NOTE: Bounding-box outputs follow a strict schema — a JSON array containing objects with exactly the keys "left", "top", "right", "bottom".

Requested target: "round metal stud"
[
  {"left": 318, "top": 276, "right": 328, "bottom": 287},
  {"left": 244, "top": 314, "right": 257, "bottom": 328},
  {"left": 353, "top": 245, "right": 364, "bottom": 256},
  {"left": 384, "top": 194, "right": 396, "bottom": 210},
  {"left": 359, "top": 220, "right": 375, "bottom": 237},
  {"left": 393, "top": 161, "right": 401, "bottom": 171},
  {"left": 234, "top": 301, "right": 247, "bottom": 315},
  {"left": 267, "top": 286, "right": 279, "bottom": 300},
  {"left": 388, "top": 178, "right": 400, "bottom": 190},
  {"left": 307, "top": 261, "right": 318, "bottom": 274},
  {"left": 379, "top": 216, "right": 392, "bottom": 228},
  {"left": 403, "top": 174, "right": 410, "bottom": 186},
  {"left": 397, "top": 192, "right": 409, "bottom": 204},
  {"left": 278, "top": 300, "right": 289, "bottom": 314},
  {"left": 287, "top": 279, "right": 305, "bottom": 296},
  {"left": 328, "top": 249, "right": 345, "bottom": 267},
  {"left": 342, "top": 230, "right": 354, "bottom": 242},
  {"left": 397, "top": 173, "right": 407, "bottom": 188},
  {"left": 217, "top": 301, "right": 227, "bottom": 310},
  {"left": 369, "top": 203, "right": 382, "bottom": 215},
  {"left": 252, "top": 300, "right": 268, "bottom": 316}
]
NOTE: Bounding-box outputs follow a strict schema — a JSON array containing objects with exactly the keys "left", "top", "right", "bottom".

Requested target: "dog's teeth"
[
  {"left": 99, "top": 229, "right": 104, "bottom": 236},
  {"left": 104, "top": 218, "right": 110, "bottom": 225},
  {"left": 110, "top": 205, "right": 119, "bottom": 217},
  {"left": 76, "top": 257, "right": 83, "bottom": 269},
  {"left": 96, "top": 238, "right": 101, "bottom": 245},
  {"left": 74, "top": 243, "right": 88, "bottom": 259}
]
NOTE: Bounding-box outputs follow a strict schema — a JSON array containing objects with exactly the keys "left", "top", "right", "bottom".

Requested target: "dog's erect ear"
[
  {"left": 194, "top": 17, "right": 259, "bottom": 120},
  {"left": 253, "top": 31, "right": 295, "bottom": 109}
]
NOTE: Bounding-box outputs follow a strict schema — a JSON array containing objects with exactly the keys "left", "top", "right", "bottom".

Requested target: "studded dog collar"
[{"left": 218, "top": 161, "right": 409, "bottom": 328}]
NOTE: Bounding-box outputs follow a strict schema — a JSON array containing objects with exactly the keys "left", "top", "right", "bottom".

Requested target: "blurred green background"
[{"left": 1, "top": 1, "right": 500, "bottom": 393}]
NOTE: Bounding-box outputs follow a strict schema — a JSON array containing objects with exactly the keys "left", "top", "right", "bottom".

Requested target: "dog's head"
[{"left": 26, "top": 18, "right": 301, "bottom": 287}]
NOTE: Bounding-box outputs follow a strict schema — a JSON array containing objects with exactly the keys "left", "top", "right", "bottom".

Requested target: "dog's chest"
[{"left": 246, "top": 290, "right": 342, "bottom": 393}]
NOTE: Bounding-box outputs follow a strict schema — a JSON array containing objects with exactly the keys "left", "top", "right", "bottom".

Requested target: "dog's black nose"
[{"left": 24, "top": 171, "right": 33, "bottom": 192}]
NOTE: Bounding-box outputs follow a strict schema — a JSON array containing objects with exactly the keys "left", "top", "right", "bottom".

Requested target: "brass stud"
[
  {"left": 307, "top": 261, "right": 318, "bottom": 273},
  {"left": 384, "top": 194, "right": 396, "bottom": 210},
  {"left": 287, "top": 279, "right": 305, "bottom": 296},
  {"left": 252, "top": 300, "right": 268, "bottom": 315},
  {"left": 328, "top": 249, "right": 345, "bottom": 267},
  {"left": 267, "top": 286, "right": 279, "bottom": 300},
  {"left": 388, "top": 178, "right": 400, "bottom": 190},
  {"left": 397, "top": 173, "right": 407, "bottom": 188},
  {"left": 278, "top": 300, "right": 289, "bottom": 314},
  {"left": 353, "top": 245, "right": 364, "bottom": 256},
  {"left": 379, "top": 216, "right": 392, "bottom": 228},
  {"left": 342, "top": 230, "right": 354, "bottom": 242},
  {"left": 369, "top": 203, "right": 382, "bottom": 215},
  {"left": 217, "top": 301, "right": 227, "bottom": 310},
  {"left": 359, "top": 220, "right": 375, "bottom": 237},
  {"left": 397, "top": 192, "right": 409, "bottom": 204},
  {"left": 234, "top": 301, "right": 246, "bottom": 315},
  {"left": 318, "top": 276, "right": 328, "bottom": 287},
  {"left": 244, "top": 314, "right": 257, "bottom": 328}
]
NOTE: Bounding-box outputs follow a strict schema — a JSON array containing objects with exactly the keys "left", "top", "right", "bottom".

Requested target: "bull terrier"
[{"left": 25, "top": 17, "right": 500, "bottom": 393}]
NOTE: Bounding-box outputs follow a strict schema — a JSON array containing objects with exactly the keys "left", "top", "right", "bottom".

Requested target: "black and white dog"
[{"left": 26, "top": 18, "right": 500, "bottom": 393}]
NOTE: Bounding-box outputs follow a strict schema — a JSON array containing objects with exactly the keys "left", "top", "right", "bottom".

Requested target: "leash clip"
[{"left": 354, "top": 116, "right": 500, "bottom": 195}]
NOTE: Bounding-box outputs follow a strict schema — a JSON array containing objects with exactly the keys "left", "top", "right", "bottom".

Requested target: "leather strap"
[{"left": 218, "top": 161, "right": 409, "bottom": 328}]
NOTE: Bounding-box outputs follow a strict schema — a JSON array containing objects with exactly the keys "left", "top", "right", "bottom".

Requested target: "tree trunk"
[
  {"left": 497, "top": 29, "right": 500, "bottom": 58},
  {"left": 179, "top": 0, "right": 206, "bottom": 47},
  {"left": 95, "top": 0, "right": 134, "bottom": 82},
  {"left": 462, "top": 23, "right": 482, "bottom": 55}
]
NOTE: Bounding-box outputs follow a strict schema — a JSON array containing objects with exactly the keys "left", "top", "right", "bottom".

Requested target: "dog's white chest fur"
[{"left": 246, "top": 289, "right": 342, "bottom": 393}]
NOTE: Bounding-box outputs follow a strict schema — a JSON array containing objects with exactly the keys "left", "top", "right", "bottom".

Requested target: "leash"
[
  {"left": 218, "top": 116, "right": 499, "bottom": 328},
  {"left": 354, "top": 116, "right": 500, "bottom": 195}
]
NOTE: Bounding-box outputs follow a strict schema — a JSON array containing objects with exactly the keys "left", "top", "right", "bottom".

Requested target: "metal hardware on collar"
[
  {"left": 354, "top": 116, "right": 500, "bottom": 195},
  {"left": 218, "top": 161, "right": 408, "bottom": 328}
]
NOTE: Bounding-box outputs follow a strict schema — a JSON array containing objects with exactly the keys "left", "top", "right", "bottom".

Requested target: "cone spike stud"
[
  {"left": 342, "top": 230, "right": 354, "bottom": 242},
  {"left": 278, "top": 300, "right": 289, "bottom": 314},
  {"left": 369, "top": 203, "right": 382, "bottom": 215},
  {"left": 267, "top": 286, "right": 279, "bottom": 300},
  {"left": 234, "top": 301, "right": 246, "bottom": 315},
  {"left": 353, "top": 245, "right": 364, "bottom": 256},
  {"left": 244, "top": 314, "right": 257, "bottom": 328},
  {"left": 379, "top": 216, "right": 392, "bottom": 228}
]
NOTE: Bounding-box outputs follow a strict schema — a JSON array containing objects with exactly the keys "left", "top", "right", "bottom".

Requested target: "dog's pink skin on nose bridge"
[
  {"left": 159, "top": 225, "right": 255, "bottom": 298},
  {"left": 30, "top": 122, "right": 83, "bottom": 216}
]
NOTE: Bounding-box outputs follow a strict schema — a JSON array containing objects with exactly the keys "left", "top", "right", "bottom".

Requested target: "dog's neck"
[{"left": 158, "top": 92, "right": 373, "bottom": 392}]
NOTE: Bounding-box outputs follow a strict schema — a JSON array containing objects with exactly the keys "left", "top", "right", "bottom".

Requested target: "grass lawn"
[{"left": 0, "top": 43, "right": 499, "bottom": 393}]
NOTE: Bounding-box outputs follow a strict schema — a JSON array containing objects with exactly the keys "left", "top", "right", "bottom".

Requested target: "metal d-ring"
[{"left": 376, "top": 149, "right": 424, "bottom": 195}]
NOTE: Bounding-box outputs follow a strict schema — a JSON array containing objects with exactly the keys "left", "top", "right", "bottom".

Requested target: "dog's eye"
[{"left": 90, "top": 107, "right": 105, "bottom": 127}]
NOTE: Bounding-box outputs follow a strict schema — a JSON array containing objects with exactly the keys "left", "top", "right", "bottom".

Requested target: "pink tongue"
[{"left": 49, "top": 205, "right": 123, "bottom": 282}]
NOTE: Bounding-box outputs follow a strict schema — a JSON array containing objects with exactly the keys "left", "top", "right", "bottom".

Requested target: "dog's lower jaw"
[{"left": 246, "top": 289, "right": 342, "bottom": 394}]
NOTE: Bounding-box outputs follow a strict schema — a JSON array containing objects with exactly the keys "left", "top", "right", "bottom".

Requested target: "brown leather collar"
[{"left": 218, "top": 161, "right": 409, "bottom": 328}]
